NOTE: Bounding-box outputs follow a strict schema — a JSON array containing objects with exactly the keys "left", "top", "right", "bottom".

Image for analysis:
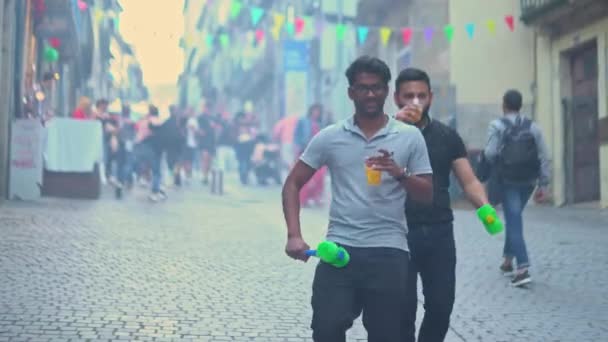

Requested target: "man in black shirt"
[{"left": 394, "top": 68, "right": 490, "bottom": 342}]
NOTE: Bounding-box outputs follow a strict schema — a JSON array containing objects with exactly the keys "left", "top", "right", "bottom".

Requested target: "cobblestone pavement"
[{"left": 0, "top": 182, "right": 607, "bottom": 341}]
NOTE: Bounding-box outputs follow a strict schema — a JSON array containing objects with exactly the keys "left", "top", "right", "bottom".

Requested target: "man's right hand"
[
  {"left": 285, "top": 236, "right": 310, "bottom": 262},
  {"left": 395, "top": 105, "right": 422, "bottom": 124}
]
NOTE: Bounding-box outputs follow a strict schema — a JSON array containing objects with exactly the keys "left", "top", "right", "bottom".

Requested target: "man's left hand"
[{"left": 366, "top": 149, "right": 403, "bottom": 179}]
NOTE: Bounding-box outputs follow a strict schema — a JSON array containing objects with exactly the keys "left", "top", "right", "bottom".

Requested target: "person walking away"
[
  {"left": 294, "top": 104, "right": 327, "bottom": 207},
  {"left": 114, "top": 105, "right": 137, "bottom": 199},
  {"left": 146, "top": 105, "right": 169, "bottom": 202},
  {"left": 272, "top": 114, "right": 299, "bottom": 174},
  {"left": 483, "top": 89, "right": 551, "bottom": 286},
  {"left": 394, "top": 68, "right": 491, "bottom": 342},
  {"left": 233, "top": 112, "right": 257, "bottom": 185},
  {"left": 215, "top": 110, "right": 235, "bottom": 173},
  {"left": 197, "top": 100, "right": 217, "bottom": 185},
  {"left": 282, "top": 56, "right": 433, "bottom": 342}
]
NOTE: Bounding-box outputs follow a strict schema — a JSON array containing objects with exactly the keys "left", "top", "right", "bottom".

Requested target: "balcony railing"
[{"left": 521, "top": 0, "right": 568, "bottom": 22}]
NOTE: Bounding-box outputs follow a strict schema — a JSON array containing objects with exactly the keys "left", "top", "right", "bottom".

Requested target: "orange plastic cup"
[{"left": 365, "top": 165, "right": 381, "bottom": 185}]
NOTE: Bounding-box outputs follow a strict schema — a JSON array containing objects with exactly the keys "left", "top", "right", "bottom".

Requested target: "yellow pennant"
[
  {"left": 272, "top": 13, "right": 286, "bottom": 40},
  {"left": 380, "top": 27, "right": 392, "bottom": 45}
]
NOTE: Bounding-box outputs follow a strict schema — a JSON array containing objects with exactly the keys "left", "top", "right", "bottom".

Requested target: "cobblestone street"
[{"left": 1, "top": 183, "right": 607, "bottom": 341}]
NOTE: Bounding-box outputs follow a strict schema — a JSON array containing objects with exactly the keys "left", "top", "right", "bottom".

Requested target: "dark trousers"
[
  {"left": 402, "top": 222, "right": 456, "bottom": 342},
  {"left": 311, "top": 246, "right": 409, "bottom": 342}
]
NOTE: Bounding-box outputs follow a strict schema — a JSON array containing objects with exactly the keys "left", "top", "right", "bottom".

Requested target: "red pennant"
[
  {"left": 49, "top": 37, "right": 61, "bottom": 49},
  {"left": 505, "top": 15, "right": 515, "bottom": 32},
  {"left": 295, "top": 17, "right": 305, "bottom": 34},
  {"left": 255, "top": 29, "right": 265, "bottom": 42},
  {"left": 402, "top": 28, "right": 413, "bottom": 45}
]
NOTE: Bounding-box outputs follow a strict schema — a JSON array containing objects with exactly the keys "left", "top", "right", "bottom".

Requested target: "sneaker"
[
  {"left": 148, "top": 193, "right": 161, "bottom": 202},
  {"left": 511, "top": 270, "right": 532, "bottom": 287},
  {"left": 158, "top": 190, "right": 168, "bottom": 200},
  {"left": 500, "top": 263, "right": 514, "bottom": 276}
]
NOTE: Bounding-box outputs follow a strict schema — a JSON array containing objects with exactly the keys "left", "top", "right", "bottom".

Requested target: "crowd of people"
[{"left": 66, "top": 95, "right": 337, "bottom": 203}]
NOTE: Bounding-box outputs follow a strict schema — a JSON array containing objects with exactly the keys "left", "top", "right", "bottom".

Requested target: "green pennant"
[
  {"left": 230, "top": 1, "right": 242, "bottom": 19},
  {"left": 444, "top": 25, "right": 455, "bottom": 42}
]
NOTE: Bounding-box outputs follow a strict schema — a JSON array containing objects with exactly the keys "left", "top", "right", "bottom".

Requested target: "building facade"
[{"left": 521, "top": 0, "right": 608, "bottom": 208}]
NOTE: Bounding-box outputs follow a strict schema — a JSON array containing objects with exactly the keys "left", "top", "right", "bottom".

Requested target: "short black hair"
[
  {"left": 503, "top": 89, "right": 523, "bottom": 112},
  {"left": 345, "top": 56, "right": 391, "bottom": 86},
  {"left": 149, "top": 104, "right": 159, "bottom": 117},
  {"left": 95, "top": 99, "right": 109, "bottom": 108},
  {"left": 395, "top": 68, "right": 431, "bottom": 92}
]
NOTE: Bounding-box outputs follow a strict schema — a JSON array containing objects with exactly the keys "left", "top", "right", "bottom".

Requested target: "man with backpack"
[{"left": 483, "top": 89, "right": 551, "bottom": 286}]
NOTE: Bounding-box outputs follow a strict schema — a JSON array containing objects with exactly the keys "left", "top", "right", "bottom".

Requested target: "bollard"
[{"left": 210, "top": 168, "right": 224, "bottom": 195}]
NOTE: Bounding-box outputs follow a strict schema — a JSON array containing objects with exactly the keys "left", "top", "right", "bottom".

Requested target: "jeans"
[
  {"left": 502, "top": 183, "right": 534, "bottom": 269},
  {"left": 118, "top": 151, "right": 134, "bottom": 186},
  {"left": 311, "top": 246, "right": 409, "bottom": 342},
  {"left": 402, "top": 222, "right": 456, "bottom": 342},
  {"left": 151, "top": 149, "right": 163, "bottom": 194}
]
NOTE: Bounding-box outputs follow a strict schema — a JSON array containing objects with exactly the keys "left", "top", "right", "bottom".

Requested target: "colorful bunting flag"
[
  {"left": 255, "top": 29, "right": 265, "bottom": 43},
  {"left": 401, "top": 28, "right": 413, "bottom": 45},
  {"left": 505, "top": 15, "right": 515, "bottom": 32},
  {"left": 424, "top": 27, "right": 434, "bottom": 43},
  {"left": 357, "top": 26, "right": 369, "bottom": 44},
  {"left": 336, "top": 24, "right": 347, "bottom": 41},
  {"left": 295, "top": 17, "right": 305, "bottom": 35},
  {"left": 444, "top": 25, "right": 454, "bottom": 42},
  {"left": 251, "top": 7, "right": 264, "bottom": 26},
  {"left": 465, "top": 23, "right": 475, "bottom": 39},
  {"left": 487, "top": 20, "right": 496, "bottom": 34},
  {"left": 286, "top": 22, "right": 295, "bottom": 36},
  {"left": 205, "top": 34, "right": 215, "bottom": 48},
  {"left": 219, "top": 33, "right": 229, "bottom": 48},
  {"left": 230, "top": 1, "right": 242, "bottom": 19},
  {"left": 380, "top": 27, "right": 392, "bottom": 45},
  {"left": 315, "top": 19, "right": 325, "bottom": 36}
]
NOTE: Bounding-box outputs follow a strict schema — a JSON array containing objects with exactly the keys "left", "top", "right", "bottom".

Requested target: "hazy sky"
[{"left": 119, "top": 0, "right": 184, "bottom": 87}]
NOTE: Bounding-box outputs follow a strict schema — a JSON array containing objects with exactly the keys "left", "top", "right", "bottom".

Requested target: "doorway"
[{"left": 568, "top": 42, "right": 600, "bottom": 203}]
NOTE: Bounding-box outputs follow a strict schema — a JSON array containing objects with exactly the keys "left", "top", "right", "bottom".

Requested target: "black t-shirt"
[
  {"left": 405, "top": 119, "right": 467, "bottom": 225},
  {"left": 197, "top": 114, "right": 217, "bottom": 147}
]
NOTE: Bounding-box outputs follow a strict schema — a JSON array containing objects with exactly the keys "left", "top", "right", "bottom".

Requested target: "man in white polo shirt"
[{"left": 282, "top": 56, "right": 434, "bottom": 342}]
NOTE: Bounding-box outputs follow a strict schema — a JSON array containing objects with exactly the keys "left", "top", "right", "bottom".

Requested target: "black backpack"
[{"left": 498, "top": 117, "right": 540, "bottom": 182}]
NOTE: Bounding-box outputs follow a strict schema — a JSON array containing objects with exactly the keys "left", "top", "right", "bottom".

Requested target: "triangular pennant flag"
[
  {"left": 380, "top": 27, "right": 392, "bottom": 46},
  {"left": 255, "top": 29, "right": 264, "bottom": 43},
  {"left": 444, "top": 25, "right": 454, "bottom": 42},
  {"left": 219, "top": 33, "right": 230, "bottom": 48},
  {"left": 205, "top": 34, "right": 215, "bottom": 48},
  {"left": 424, "top": 27, "right": 434, "bottom": 43},
  {"left": 505, "top": 15, "right": 515, "bottom": 32},
  {"left": 273, "top": 12, "right": 285, "bottom": 29},
  {"left": 401, "top": 28, "right": 413, "bottom": 45},
  {"left": 295, "top": 17, "right": 305, "bottom": 34},
  {"left": 465, "top": 23, "right": 475, "bottom": 39},
  {"left": 487, "top": 20, "right": 496, "bottom": 34},
  {"left": 286, "top": 22, "right": 295, "bottom": 36},
  {"left": 250, "top": 7, "right": 264, "bottom": 26},
  {"left": 230, "top": 1, "right": 242, "bottom": 19},
  {"left": 336, "top": 24, "right": 347, "bottom": 41},
  {"left": 315, "top": 19, "right": 325, "bottom": 36},
  {"left": 357, "top": 26, "right": 369, "bottom": 44}
]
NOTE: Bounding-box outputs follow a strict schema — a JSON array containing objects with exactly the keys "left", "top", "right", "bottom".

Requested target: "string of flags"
[{"left": 187, "top": 0, "right": 518, "bottom": 47}]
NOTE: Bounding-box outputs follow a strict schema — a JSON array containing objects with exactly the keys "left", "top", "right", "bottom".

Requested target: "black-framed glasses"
[{"left": 350, "top": 84, "right": 387, "bottom": 96}]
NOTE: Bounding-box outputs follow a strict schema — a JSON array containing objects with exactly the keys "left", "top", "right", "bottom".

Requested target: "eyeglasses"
[{"left": 350, "top": 84, "right": 387, "bottom": 96}]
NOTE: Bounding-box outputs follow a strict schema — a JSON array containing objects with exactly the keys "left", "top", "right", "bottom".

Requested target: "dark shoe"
[
  {"left": 115, "top": 186, "right": 123, "bottom": 200},
  {"left": 511, "top": 270, "right": 532, "bottom": 287},
  {"left": 500, "top": 263, "right": 514, "bottom": 277}
]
